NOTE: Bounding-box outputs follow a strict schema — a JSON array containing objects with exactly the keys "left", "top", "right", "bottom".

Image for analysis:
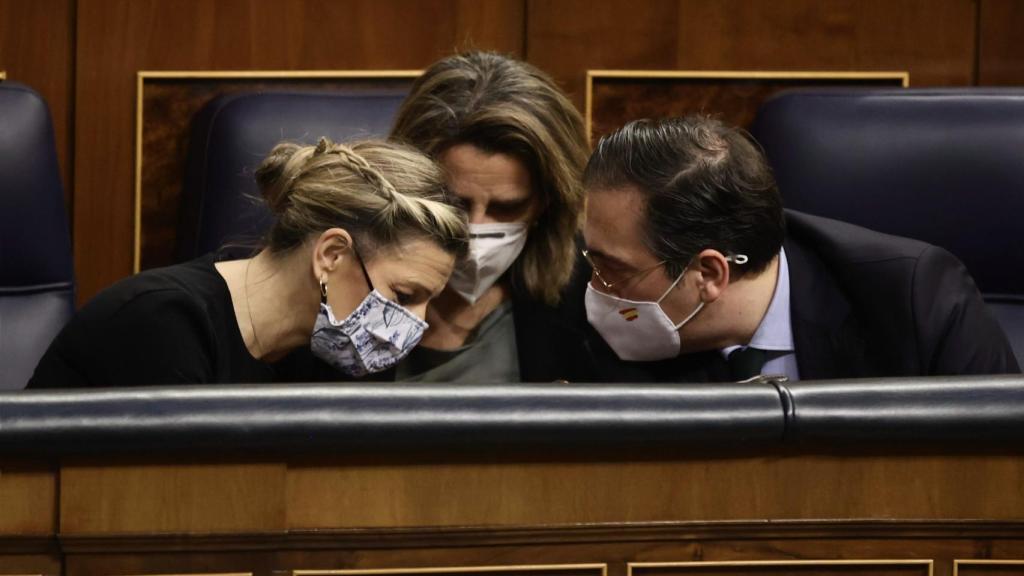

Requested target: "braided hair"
[{"left": 255, "top": 137, "right": 468, "bottom": 259}]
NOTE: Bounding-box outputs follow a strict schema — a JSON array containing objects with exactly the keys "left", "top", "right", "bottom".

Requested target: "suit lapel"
[{"left": 784, "top": 237, "right": 867, "bottom": 379}]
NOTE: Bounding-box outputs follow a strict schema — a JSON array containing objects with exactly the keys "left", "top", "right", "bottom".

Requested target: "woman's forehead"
[{"left": 376, "top": 239, "right": 454, "bottom": 279}]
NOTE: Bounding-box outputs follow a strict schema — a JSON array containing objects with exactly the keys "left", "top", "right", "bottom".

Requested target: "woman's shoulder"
[
  {"left": 28, "top": 257, "right": 230, "bottom": 388},
  {"left": 64, "top": 255, "right": 233, "bottom": 353},
  {"left": 82, "top": 255, "right": 228, "bottom": 320}
]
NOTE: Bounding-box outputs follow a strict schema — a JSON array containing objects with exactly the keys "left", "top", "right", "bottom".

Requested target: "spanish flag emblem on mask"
[{"left": 618, "top": 307, "right": 639, "bottom": 321}]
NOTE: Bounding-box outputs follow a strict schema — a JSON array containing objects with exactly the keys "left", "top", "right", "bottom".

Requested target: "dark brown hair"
[{"left": 584, "top": 116, "right": 785, "bottom": 278}]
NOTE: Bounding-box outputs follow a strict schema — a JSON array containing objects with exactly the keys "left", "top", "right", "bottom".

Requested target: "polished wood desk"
[
  {"left": 4, "top": 379, "right": 1024, "bottom": 576},
  {"left": 3, "top": 448, "right": 1024, "bottom": 576}
]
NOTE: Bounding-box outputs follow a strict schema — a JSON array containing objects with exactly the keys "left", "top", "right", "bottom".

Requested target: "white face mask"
[
  {"left": 447, "top": 222, "right": 528, "bottom": 304},
  {"left": 585, "top": 254, "right": 747, "bottom": 362}
]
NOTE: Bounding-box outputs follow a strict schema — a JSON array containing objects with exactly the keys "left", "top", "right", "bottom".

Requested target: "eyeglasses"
[{"left": 581, "top": 248, "right": 667, "bottom": 292}]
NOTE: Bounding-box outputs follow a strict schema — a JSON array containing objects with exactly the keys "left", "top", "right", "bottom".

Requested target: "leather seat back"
[
  {"left": 0, "top": 83, "right": 75, "bottom": 390},
  {"left": 751, "top": 89, "right": 1024, "bottom": 363},
  {"left": 177, "top": 90, "right": 408, "bottom": 260}
]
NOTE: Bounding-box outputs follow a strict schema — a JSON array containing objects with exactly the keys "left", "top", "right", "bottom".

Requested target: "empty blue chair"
[
  {"left": 177, "top": 89, "right": 410, "bottom": 261},
  {"left": 0, "top": 82, "right": 75, "bottom": 389},
  {"left": 751, "top": 88, "right": 1024, "bottom": 364}
]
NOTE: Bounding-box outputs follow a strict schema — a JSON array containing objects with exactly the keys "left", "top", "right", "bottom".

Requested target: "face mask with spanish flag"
[{"left": 584, "top": 254, "right": 746, "bottom": 362}]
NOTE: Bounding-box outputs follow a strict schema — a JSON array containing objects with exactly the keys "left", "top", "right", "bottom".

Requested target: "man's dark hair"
[{"left": 583, "top": 116, "right": 785, "bottom": 278}]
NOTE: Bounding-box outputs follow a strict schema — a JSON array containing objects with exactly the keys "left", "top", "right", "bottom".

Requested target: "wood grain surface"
[{"left": 72, "top": 0, "right": 525, "bottom": 304}]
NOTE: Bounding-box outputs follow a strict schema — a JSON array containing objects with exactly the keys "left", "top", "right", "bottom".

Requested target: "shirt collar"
[{"left": 720, "top": 247, "right": 795, "bottom": 356}]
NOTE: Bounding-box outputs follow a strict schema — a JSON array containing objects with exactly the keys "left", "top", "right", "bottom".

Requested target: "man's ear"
[
  {"left": 311, "top": 228, "right": 354, "bottom": 281},
  {"left": 693, "top": 249, "right": 731, "bottom": 303}
]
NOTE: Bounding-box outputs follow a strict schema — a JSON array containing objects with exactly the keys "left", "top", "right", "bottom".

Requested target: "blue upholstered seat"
[
  {"left": 751, "top": 88, "right": 1024, "bottom": 364},
  {"left": 176, "top": 89, "right": 409, "bottom": 261},
  {"left": 0, "top": 83, "right": 75, "bottom": 390}
]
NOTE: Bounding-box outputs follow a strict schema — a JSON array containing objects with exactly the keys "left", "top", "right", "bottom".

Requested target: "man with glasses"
[{"left": 579, "top": 116, "right": 1017, "bottom": 382}]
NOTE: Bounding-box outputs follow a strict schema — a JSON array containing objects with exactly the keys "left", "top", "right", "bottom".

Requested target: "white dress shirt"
[{"left": 719, "top": 248, "right": 800, "bottom": 381}]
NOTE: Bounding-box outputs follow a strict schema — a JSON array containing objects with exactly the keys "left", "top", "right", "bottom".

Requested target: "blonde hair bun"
[{"left": 254, "top": 137, "right": 468, "bottom": 258}]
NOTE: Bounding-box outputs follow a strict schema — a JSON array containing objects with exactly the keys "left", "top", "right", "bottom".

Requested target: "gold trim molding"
[
  {"left": 629, "top": 559, "right": 933, "bottom": 576},
  {"left": 954, "top": 559, "right": 1024, "bottom": 575},
  {"left": 585, "top": 69, "right": 911, "bottom": 142},
  {"left": 295, "top": 564, "right": 608, "bottom": 576},
  {"left": 115, "top": 569, "right": 250, "bottom": 573},
  {"left": 133, "top": 69, "right": 421, "bottom": 273}
]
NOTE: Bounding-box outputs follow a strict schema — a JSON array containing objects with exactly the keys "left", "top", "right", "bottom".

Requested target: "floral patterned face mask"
[
  {"left": 310, "top": 291, "right": 427, "bottom": 377},
  {"left": 310, "top": 248, "right": 427, "bottom": 377}
]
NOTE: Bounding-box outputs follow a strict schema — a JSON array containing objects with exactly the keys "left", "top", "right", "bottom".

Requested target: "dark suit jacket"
[
  {"left": 512, "top": 249, "right": 596, "bottom": 382},
  {"left": 583, "top": 210, "right": 1019, "bottom": 382}
]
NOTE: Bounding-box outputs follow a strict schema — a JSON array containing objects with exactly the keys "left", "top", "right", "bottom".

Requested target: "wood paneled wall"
[
  {"left": 526, "top": 0, "right": 979, "bottom": 111},
  {"left": 2, "top": 0, "right": 1023, "bottom": 303},
  {"left": 72, "top": 0, "right": 524, "bottom": 304},
  {"left": 978, "top": 0, "right": 1024, "bottom": 84}
]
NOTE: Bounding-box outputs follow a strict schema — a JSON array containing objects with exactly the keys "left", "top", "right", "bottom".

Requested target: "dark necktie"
[{"left": 728, "top": 347, "right": 767, "bottom": 381}]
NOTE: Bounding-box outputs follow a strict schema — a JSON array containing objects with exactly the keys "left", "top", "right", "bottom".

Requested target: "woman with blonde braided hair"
[{"left": 29, "top": 138, "right": 468, "bottom": 387}]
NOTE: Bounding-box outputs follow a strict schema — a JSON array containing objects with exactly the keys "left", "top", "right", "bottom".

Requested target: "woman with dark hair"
[{"left": 390, "top": 51, "right": 592, "bottom": 383}]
